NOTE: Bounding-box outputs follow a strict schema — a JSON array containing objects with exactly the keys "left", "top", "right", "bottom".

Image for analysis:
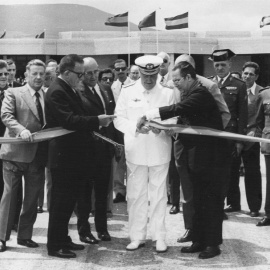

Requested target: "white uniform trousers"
[{"left": 126, "top": 161, "right": 169, "bottom": 241}]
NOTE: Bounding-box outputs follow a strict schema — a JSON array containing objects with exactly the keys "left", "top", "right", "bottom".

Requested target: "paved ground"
[{"left": 0, "top": 155, "right": 270, "bottom": 270}]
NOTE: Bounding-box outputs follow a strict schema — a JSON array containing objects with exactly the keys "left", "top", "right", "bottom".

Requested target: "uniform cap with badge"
[
  {"left": 135, "top": 55, "right": 163, "bottom": 75},
  {"left": 209, "top": 49, "right": 236, "bottom": 62}
]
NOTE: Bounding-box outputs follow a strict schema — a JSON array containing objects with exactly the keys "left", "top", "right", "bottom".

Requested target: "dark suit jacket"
[
  {"left": 11, "top": 81, "right": 22, "bottom": 88},
  {"left": 78, "top": 82, "right": 117, "bottom": 157},
  {"left": 45, "top": 77, "right": 99, "bottom": 169},
  {"left": 159, "top": 83, "right": 227, "bottom": 174}
]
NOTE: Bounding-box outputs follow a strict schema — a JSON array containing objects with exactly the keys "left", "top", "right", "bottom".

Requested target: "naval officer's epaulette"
[
  {"left": 207, "top": 76, "right": 214, "bottom": 80},
  {"left": 122, "top": 81, "right": 136, "bottom": 88},
  {"left": 259, "top": 86, "right": 270, "bottom": 93}
]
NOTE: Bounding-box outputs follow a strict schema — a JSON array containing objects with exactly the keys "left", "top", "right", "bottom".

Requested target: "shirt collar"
[
  {"left": 248, "top": 82, "right": 257, "bottom": 95},
  {"left": 27, "top": 84, "right": 43, "bottom": 97},
  {"left": 217, "top": 73, "right": 230, "bottom": 83}
]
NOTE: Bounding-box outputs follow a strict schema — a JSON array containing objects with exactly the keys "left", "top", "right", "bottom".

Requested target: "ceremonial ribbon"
[
  {"left": 0, "top": 127, "right": 124, "bottom": 148},
  {"left": 147, "top": 120, "right": 270, "bottom": 144}
]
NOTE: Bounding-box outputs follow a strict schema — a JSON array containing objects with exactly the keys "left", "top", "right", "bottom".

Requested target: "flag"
[
  {"left": 138, "top": 11, "right": 156, "bottom": 30},
  {"left": 165, "top": 12, "right": 188, "bottom": 30},
  {"left": 0, "top": 30, "right": 6, "bottom": 39},
  {"left": 35, "top": 31, "right": 45, "bottom": 38},
  {"left": 260, "top": 16, "right": 270, "bottom": 28},
  {"left": 105, "top": 12, "right": 128, "bottom": 27}
]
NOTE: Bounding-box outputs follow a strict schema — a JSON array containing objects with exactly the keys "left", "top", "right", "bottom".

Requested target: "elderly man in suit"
[
  {"left": 226, "top": 62, "right": 262, "bottom": 217},
  {"left": 0, "top": 59, "right": 47, "bottom": 252},
  {"left": 45, "top": 54, "right": 115, "bottom": 259},
  {"left": 76, "top": 57, "right": 116, "bottom": 244}
]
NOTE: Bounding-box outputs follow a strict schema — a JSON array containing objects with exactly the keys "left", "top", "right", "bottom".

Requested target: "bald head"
[
  {"left": 83, "top": 57, "right": 99, "bottom": 87},
  {"left": 175, "top": 54, "right": 196, "bottom": 69},
  {"left": 157, "top": 51, "right": 170, "bottom": 76}
]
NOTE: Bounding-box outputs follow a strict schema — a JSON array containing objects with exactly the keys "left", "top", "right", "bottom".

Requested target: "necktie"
[
  {"left": 35, "top": 92, "right": 44, "bottom": 127},
  {"left": 8, "top": 83, "right": 12, "bottom": 88},
  {"left": 92, "top": 87, "right": 104, "bottom": 109},
  {"left": 247, "top": 89, "right": 251, "bottom": 96},
  {"left": 218, "top": 78, "right": 223, "bottom": 89},
  {"left": 120, "top": 82, "right": 124, "bottom": 89},
  {"left": 0, "top": 90, "right": 4, "bottom": 101}
]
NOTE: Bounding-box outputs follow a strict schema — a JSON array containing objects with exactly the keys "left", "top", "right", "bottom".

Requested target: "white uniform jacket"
[{"left": 114, "top": 79, "right": 176, "bottom": 166}]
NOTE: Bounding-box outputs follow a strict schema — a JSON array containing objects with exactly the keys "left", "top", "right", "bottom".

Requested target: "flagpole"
[
  {"left": 188, "top": 30, "right": 190, "bottom": 55},
  {"left": 156, "top": 27, "right": 159, "bottom": 53},
  {"left": 128, "top": 14, "right": 130, "bottom": 68},
  {"left": 156, "top": 8, "right": 160, "bottom": 53}
]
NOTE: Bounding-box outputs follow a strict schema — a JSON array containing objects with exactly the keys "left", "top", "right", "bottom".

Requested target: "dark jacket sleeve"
[
  {"left": 46, "top": 87, "right": 99, "bottom": 131},
  {"left": 159, "top": 88, "right": 213, "bottom": 121}
]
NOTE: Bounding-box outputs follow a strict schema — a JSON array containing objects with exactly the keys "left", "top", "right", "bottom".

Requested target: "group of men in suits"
[{"left": 0, "top": 49, "right": 268, "bottom": 260}]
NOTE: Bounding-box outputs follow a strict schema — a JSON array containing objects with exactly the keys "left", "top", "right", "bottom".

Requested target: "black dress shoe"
[
  {"left": 177, "top": 229, "right": 192, "bottom": 243},
  {"left": 250, "top": 211, "right": 259, "bottom": 217},
  {"left": 0, "top": 241, "right": 6, "bottom": 252},
  {"left": 256, "top": 217, "right": 270, "bottom": 226},
  {"left": 64, "top": 242, "right": 85, "bottom": 250},
  {"left": 17, "top": 239, "right": 39, "bottom": 248},
  {"left": 170, "top": 205, "right": 180, "bottom": 214},
  {"left": 48, "top": 249, "right": 76, "bottom": 259},
  {"left": 80, "top": 233, "right": 99, "bottom": 244},
  {"left": 181, "top": 242, "right": 204, "bottom": 253},
  {"left": 97, "top": 231, "right": 111, "bottom": 241},
  {"left": 37, "top": 206, "right": 43, "bottom": 213},
  {"left": 113, "top": 193, "right": 126, "bottom": 203},
  {"left": 199, "top": 246, "right": 221, "bottom": 259},
  {"left": 224, "top": 205, "right": 241, "bottom": 213}
]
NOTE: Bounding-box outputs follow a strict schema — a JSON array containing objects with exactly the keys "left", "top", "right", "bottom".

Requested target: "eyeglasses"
[
  {"left": 85, "top": 70, "right": 98, "bottom": 77},
  {"left": 114, "top": 67, "right": 127, "bottom": 72},
  {"left": 0, "top": 72, "right": 9, "bottom": 77},
  {"left": 243, "top": 72, "right": 256, "bottom": 77},
  {"left": 101, "top": 77, "right": 114, "bottom": 82},
  {"left": 67, "top": 69, "right": 84, "bottom": 78},
  {"left": 172, "top": 77, "right": 185, "bottom": 84}
]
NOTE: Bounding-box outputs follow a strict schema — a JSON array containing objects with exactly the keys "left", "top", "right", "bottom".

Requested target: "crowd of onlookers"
[{"left": 0, "top": 50, "right": 269, "bottom": 260}]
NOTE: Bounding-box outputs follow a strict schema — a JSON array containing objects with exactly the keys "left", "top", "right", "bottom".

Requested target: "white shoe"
[
  {"left": 126, "top": 240, "right": 145, "bottom": 251},
  {"left": 156, "top": 239, "right": 167, "bottom": 253}
]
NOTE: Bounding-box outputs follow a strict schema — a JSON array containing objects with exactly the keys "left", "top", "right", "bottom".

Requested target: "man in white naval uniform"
[{"left": 114, "top": 55, "right": 175, "bottom": 253}]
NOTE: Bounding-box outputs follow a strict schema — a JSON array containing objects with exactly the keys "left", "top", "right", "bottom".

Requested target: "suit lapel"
[
  {"left": 84, "top": 83, "right": 104, "bottom": 109},
  {"left": 221, "top": 75, "right": 232, "bottom": 89},
  {"left": 21, "top": 85, "right": 40, "bottom": 121},
  {"left": 57, "top": 78, "right": 84, "bottom": 108}
]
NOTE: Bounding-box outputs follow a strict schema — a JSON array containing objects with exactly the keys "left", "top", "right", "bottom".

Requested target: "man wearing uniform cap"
[
  {"left": 114, "top": 55, "right": 175, "bottom": 253},
  {"left": 209, "top": 49, "right": 248, "bottom": 216}
]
